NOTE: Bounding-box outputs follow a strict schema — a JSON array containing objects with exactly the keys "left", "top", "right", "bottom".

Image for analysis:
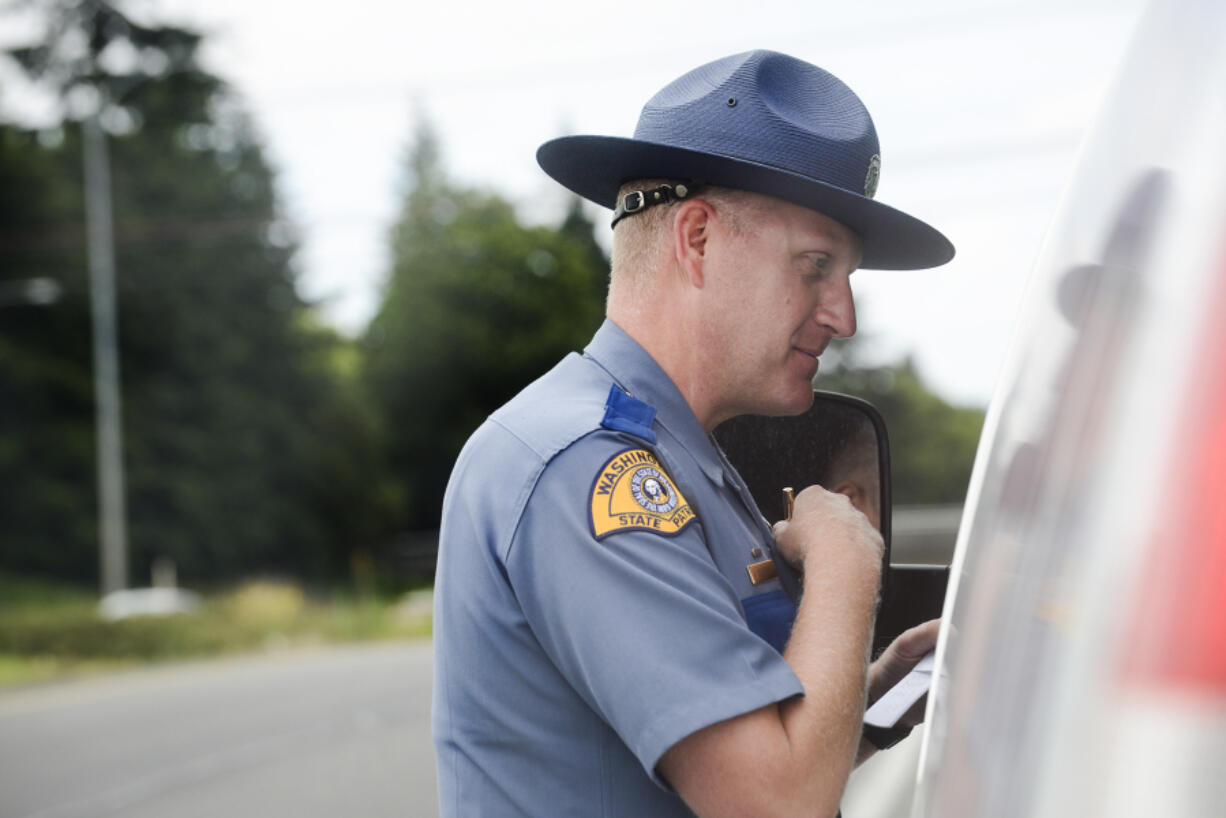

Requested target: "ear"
[{"left": 671, "top": 199, "right": 716, "bottom": 288}]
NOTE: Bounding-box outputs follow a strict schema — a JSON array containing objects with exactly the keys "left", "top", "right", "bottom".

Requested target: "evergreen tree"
[
  {"left": 1, "top": 0, "right": 381, "bottom": 585},
  {"left": 364, "top": 120, "right": 609, "bottom": 535},
  {"left": 0, "top": 122, "right": 96, "bottom": 581}
]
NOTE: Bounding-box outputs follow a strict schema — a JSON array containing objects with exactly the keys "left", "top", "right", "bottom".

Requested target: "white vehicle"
[{"left": 914, "top": 0, "right": 1226, "bottom": 815}]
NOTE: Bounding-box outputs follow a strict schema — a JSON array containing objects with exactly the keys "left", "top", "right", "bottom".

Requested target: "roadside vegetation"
[{"left": 0, "top": 572, "right": 432, "bottom": 688}]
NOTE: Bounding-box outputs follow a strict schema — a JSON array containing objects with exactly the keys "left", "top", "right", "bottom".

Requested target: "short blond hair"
[{"left": 609, "top": 179, "right": 765, "bottom": 287}]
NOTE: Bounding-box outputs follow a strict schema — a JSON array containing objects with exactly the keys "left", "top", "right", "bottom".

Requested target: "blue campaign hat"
[{"left": 537, "top": 50, "right": 954, "bottom": 270}]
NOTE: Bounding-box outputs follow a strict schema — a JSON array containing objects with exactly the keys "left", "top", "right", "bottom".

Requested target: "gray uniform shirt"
[{"left": 432, "top": 320, "right": 803, "bottom": 816}]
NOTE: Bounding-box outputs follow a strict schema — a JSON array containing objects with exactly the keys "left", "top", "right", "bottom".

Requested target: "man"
[{"left": 433, "top": 50, "right": 952, "bottom": 817}]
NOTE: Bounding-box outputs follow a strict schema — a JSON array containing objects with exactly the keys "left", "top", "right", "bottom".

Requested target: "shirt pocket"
[{"left": 741, "top": 589, "right": 798, "bottom": 654}]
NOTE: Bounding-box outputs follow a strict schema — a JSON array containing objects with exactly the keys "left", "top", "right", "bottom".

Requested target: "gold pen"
[{"left": 783, "top": 487, "right": 795, "bottom": 521}]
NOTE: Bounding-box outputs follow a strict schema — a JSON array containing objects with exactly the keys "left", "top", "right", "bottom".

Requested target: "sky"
[{"left": 2, "top": 0, "right": 1147, "bottom": 406}]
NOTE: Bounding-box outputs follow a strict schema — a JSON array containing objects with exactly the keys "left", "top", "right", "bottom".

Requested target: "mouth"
[
  {"left": 791, "top": 347, "right": 823, "bottom": 381},
  {"left": 793, "top": 344, "right": 826, "bottom": 360}
]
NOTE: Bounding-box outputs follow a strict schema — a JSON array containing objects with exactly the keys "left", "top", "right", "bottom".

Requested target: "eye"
[{"left": 802, "top": 254, "right": 831, "bottom": 280}]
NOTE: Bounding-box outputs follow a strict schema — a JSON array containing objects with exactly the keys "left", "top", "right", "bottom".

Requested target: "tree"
[
  {"left": 0, "top": 0, "right": 382, "bottom": 586},
  {"left": 364, "top": 120, "right": 609, "bottom": 534},
  {"left": 0, "top": 122, "right": 97, "bottom": 581}
]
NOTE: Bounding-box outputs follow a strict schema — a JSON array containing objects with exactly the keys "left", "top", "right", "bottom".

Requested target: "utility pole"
[{"left": 82, "top": 112, "right": 129, "bottom": 596}]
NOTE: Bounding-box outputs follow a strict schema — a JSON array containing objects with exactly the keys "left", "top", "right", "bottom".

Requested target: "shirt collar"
[{"left": 584, "top": 319, "right": 726, "bottom": 485}]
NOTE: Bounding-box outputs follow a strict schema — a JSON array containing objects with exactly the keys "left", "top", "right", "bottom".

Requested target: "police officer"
[{"left": 432, "top": 49, "right": 951, "bottom": 817}]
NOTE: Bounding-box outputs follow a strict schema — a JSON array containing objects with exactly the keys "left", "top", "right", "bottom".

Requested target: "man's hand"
[
  {"left": 867, "top": 618, "right": 940, "bottom": 725},
  {"left": 771, "top": 484, "right": 883, "bottom": 577},
  {"left": 853, "top": 619, "right": 940, "bottom": 764}
]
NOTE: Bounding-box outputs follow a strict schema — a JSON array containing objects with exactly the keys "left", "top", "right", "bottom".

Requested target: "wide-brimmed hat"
[{"left": 537, "top": 50, "right": 954, "bottom": 270}]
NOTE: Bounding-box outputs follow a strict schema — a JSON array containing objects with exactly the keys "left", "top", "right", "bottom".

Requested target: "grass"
[
  {"left": 0, "top": 654, "right": 134, "bottom": 687},
  {"left": 0, "top": 574, "right": 433, "bottom": 689}
]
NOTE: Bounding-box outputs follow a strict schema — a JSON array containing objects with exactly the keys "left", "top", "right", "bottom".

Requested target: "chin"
[
  {"left": 723, "top": 375, "right": 817, "bottom": 423},
  {"left": 757, "top": 384, "right": 816, "bottom": 418},
  {"left": 782, "top": 385, "right": 817, "bottom": 416}
]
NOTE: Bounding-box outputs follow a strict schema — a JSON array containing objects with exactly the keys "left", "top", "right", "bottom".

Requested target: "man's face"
[{"left": 702, "top": 195, "right": 861, "bottom": 423}]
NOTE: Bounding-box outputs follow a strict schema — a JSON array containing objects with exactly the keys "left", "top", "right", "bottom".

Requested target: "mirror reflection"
[{"left": 714, "top": 393, "right": 886, "bottom": 537}]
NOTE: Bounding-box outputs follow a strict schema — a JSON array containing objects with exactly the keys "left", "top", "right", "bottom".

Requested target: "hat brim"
[{"left": 538, "top": 135, "right": 954, "bottom": 271}]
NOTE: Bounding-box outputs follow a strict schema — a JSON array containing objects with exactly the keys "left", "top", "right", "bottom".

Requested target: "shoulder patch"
[{"left": 589, "top": 448, "right": 697, "bottom": 540}]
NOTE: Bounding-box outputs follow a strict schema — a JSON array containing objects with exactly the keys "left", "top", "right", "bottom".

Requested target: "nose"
[{"left": 813, "top": 274, "right": 857, "bottom": 339}]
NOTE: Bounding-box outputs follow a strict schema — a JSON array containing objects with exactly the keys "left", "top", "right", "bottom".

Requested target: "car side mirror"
[{"left": 713, "top": 390, "right": 948, "bottom": 656}]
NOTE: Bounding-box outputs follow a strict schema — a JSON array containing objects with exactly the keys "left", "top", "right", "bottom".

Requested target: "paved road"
[
  {"left": 0, "top": 631, "right": 927, "bottom": 818},
  {"left": 0, "top": 641, "right": 436, "bottom": 818}
]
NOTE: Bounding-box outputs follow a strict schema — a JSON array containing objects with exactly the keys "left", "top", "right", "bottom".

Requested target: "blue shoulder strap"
[{"left": 600, "top": 384, "right": 658, "bottom": 444}]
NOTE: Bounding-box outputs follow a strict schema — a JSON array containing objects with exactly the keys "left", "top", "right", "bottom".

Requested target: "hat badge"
[{"left": 865, "top": 155, "right": 881, "bottom": 199}]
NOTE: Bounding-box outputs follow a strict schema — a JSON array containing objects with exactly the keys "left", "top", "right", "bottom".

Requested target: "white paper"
[{"left": 863, "top": 652, "right": 935, "bottom": 728}]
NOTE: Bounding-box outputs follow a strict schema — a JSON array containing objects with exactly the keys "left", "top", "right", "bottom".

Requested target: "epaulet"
[{"left": 600, "top": 383, "right": 657, "bottom": 444}]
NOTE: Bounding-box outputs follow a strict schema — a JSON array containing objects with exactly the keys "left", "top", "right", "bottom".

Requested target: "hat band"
[{"left": 611, "top": 183, "right": 696, "bottom": 228}]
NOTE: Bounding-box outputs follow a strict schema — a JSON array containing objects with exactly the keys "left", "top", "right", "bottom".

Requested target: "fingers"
[
  {"left": 893, "top": 621, "right": 941, "bottom": 727},
  {"left": 868, "top": 619, "right": 941, "bottom": 702},
  {"left": 878, "top": 619, "right": 940, "bottom": 669},
  {"left": 773, "top": 484, "right": 883, "bottom": 571},
  {"left": 891, "top": 619, "right": 940, "bottom": 660}
]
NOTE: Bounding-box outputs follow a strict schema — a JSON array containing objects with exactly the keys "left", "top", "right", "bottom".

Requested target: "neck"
[{"left": 607, "top": 289, "right": 725, "bottom": 433}]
